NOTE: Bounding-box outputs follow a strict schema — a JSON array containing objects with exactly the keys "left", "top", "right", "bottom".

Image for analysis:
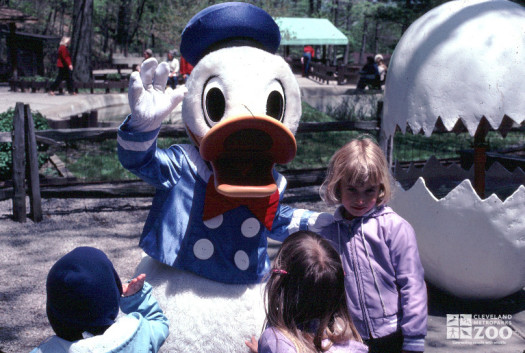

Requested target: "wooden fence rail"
[
  {"left": 0, "top": 168, "right": 327, "bottom": 201},
  {"left": 0, "top": 120, "right": 379, "bottom": 144},
  {"left": 1, "top": 112, "right": 381, "bottom": 206},
  {"left": 8, "top": 79, "right": 129, "bottom": 94}
]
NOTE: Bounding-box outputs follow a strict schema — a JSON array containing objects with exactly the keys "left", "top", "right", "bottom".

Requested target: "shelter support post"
[{"left": 473, "top": 118, "right": 490, "bottom": 199}]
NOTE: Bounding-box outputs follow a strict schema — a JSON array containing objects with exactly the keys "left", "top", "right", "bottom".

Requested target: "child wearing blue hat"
[{"left": 30, "top": 247, "right": 169, "bottom": 353}]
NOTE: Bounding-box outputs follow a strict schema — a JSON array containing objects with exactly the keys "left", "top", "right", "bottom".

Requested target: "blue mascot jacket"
[{"left": 118, "top": 118, "right": 315, "bottom": 284}]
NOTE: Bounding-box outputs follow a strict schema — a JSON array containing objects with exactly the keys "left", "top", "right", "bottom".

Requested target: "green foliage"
[
  {"left": 19, "top": 76, "right": 50, "bottom": 82},
  {"left": 0, "top": 108, "right": 50, "bottom": 181},
  {"left": 106, "top": 73, "right": 121, "bottom": 81},
  {"left": 278, "top": 102, "right": 364, "bottom": 171},
  {"left": 53, "top": 136, "right": 192, "bottom": 181},
  {"left": 57, "top": 140, "right": 135, "bottom": 181}
]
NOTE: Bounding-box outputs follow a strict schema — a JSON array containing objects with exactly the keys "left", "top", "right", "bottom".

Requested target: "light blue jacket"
[{"left": 30, "top": 282, "right": 168, "bottom": 353}]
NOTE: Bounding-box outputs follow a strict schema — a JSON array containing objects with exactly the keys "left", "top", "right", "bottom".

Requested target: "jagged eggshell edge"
[{"left": 390, "top": 177, "right": 525, "bottom": 299}]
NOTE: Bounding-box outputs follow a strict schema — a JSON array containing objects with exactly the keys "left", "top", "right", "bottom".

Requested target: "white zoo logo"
[{"left": 446, "top": 314, "right": 513, "bottom": 341}]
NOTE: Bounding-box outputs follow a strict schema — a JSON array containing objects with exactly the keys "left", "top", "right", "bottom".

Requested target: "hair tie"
[{"left": 272, "top": 269, "right": 288, "bottom": 275}]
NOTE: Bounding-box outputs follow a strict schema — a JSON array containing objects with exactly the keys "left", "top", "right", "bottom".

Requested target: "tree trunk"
[
  {"left": 359, "top": 16, "right": 368, "bottom": 65},
  {"left": 116, "top": 0, "right": 131, "bottom": 55},
  {"left": 333, "top": 0, "right": 339, "bottom": 26},
  {"left": 374, "top": 19, "right": 379, "bottom": 55},
  {"left": 71, "top": 0, "right": 93, "bottom": 83},
  {"left": 346, "top": 2, "right": 353, "bottom": 32}
]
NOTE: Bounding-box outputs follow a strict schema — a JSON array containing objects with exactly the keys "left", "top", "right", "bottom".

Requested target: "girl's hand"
[
  {"left": 245, "top": 335, "right": 258, "bottom": 353},
  {"left": 122, "top": 273, "right": 146, "bottom": 297}
]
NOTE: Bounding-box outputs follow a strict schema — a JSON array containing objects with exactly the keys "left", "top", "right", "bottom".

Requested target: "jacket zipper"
[
  {"left": 360, "top": 218, "right": 387, "bottom": 317},
  {"left": 347, "top": 222, "right": 374, "bottom": 338}
]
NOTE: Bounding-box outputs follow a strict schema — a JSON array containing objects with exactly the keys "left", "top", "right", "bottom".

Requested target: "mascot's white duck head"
[{"left": 180, "top": 2, "right": 301, "bottom": 198}]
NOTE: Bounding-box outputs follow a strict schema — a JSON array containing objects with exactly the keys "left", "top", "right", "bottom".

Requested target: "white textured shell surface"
[
  {"left": 390, "top": 178, "right": 525, "bottom": 299},
  {"left": 383, "top": 0, "right": 525, "bottom": 137}
]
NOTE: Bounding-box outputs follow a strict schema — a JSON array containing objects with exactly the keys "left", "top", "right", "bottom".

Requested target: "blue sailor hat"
[{"left": 180, "top": 2, "right": 281, "bottom": 67}]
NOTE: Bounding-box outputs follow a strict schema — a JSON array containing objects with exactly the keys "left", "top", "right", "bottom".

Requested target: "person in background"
[
  {"left": 374, "top": 54, "right": 388, "bottom": 86},
  {"left": 301, "top": 45, "right": 315, "bottom": 78},
  {"left": 143, "top": 48, "right": 153, "bottom": 61},
  {"left": 48, "top": 36, "right": 75, "bottom": 95},
  {"left": 246, "top": 230, "right": 368, "bottom": 353},
  {"left": 356, "top": 56, "right": 380, "bottom": 90},
  {"left": 166, "top": 49, "right": 180, "bottom": 89},
  {"left": 179, "top": 56, "right": 193, "bottom": 84},
  {"left": 30, "top": 246, "right": 169, "bottom": 353},
  {"left": 314, "top": 137, "right": 427, "bottom": 353}
]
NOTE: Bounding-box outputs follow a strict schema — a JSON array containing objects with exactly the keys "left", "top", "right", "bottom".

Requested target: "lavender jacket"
[
  {"left": 311, "top": 206, "right": 427, "bottom": 352},
  {"left": 259, "top": 327, "right": 369, "bottom": 353}
]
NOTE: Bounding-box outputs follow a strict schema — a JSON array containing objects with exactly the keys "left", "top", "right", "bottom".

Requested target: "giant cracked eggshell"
[
  {"left": 383, "top": 0, "right": 525, "bottom": 299},
  {"left": 390, "top": 178, "right": 525, "bottom": 299},
  {"left": 382, "top": 0, "right": 525, "bottom": 137}
]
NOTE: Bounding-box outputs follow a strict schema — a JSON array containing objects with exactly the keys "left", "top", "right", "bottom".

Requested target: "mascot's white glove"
[{"left": 127, "top": 58, "right": 187, "bottom": 132}]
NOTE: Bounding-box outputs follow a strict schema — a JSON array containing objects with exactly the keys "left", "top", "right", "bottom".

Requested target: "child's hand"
[
  {"left": 245, "top": 335, "right": 258, "bottom": 353},
  {"left": 122, "top": 273, "right": 146, "bottom": 297}
]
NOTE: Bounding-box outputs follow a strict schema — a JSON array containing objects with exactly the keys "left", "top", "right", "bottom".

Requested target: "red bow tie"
[{"left": 203, "top": 180, "right": 279, "bottom": 230}]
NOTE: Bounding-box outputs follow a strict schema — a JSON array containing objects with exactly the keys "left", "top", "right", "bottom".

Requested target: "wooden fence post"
[
  {"left": 376, "top": 100, "right": 394, "bottom": 170},
  {"left": 24, "top": 105, "right": 43, "bottom": 222},
  {"left": 12, "top": 103, "right": 26, "bottom": 222}
]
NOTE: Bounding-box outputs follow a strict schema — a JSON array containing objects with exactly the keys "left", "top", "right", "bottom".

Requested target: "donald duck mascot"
[{"left": 117, "top": 2, "right": 319, "bottom": 352}]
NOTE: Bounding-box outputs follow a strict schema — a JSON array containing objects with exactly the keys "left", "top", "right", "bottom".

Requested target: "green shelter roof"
[{"left": 274, "top": 17, "right": 348, "bottom": 46}]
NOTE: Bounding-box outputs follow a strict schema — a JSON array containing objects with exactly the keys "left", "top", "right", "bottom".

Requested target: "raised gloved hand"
[{"left": 127, "top": 58, "right": 187, "bottom": 132}]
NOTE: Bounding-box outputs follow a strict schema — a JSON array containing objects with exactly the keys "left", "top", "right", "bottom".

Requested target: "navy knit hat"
[
  {"left": 46, "top": 247, "right": 123, "bottom": 341},
  {"left": 180, "top": 2, "right": 281, "bottom": 66}
]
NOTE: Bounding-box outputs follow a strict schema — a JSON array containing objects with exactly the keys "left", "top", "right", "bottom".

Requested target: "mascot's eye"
[
  {"left": 266, "top": 81, "right": 285, "bottom": 121},
  {"left": 205, "top": 88, "right": 225, "bottom": 123},
  {"left": 266, "top": 91, "right": 284, "bottom": 121},
  {"left": 202, "top": 77, "right": 226, "bottom": 127}
]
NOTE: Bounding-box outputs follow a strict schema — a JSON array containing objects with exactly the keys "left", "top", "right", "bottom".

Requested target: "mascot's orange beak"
[{"left": 200, "top": 115, "right": 296, "bottom": 198}]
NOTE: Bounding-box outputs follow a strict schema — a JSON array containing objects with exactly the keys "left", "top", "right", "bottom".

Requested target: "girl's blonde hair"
[
  {"left": 264, "top": 231, "right": 361, "bottom": 352},
  {"left": 320, "top": 137, "right": 392, "bottom": 206}
]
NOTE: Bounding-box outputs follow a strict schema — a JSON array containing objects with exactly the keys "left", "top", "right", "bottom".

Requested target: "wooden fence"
[
  {"left": 8, "top": 103, "right": 42, "bottom": 222},
  {"left": 308, "top": 63, "right": 380, "bottom": 88},
  {"left": 8, "top": 78, "right": 129, "bottom": 94},
  {"left": 0, "top": 103, "right": 382, "bottom": 221}
]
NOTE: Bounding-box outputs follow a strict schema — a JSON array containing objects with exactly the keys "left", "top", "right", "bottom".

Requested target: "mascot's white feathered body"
[{"left": 118, "top": 3, "right": 318, "bottom": 351}]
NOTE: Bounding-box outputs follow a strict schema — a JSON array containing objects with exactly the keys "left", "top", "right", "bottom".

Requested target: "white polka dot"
[
  {"left": 193, "top": 239, "right": 214, "bottom": 260},
  {"left": 234, "top": 250, "right": 250, "bottom": 271},
  {"left": 241, "top": 218, "right": 260, "bottom": 238},
  {"left": 203, "top": 214, "right": 223, "bottom": 229}
]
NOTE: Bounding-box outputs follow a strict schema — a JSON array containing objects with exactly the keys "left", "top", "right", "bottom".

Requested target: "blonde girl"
[{"left": 317, "top": 137, "right": 427, "bottom": 353}]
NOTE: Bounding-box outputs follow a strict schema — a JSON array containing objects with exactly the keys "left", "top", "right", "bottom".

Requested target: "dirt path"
[
  {"left": 0, "top": 188, "right": 327, "bottom": 353},
  {"left": 2, "top": 190, "right": 524, "bottom": 353}
]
